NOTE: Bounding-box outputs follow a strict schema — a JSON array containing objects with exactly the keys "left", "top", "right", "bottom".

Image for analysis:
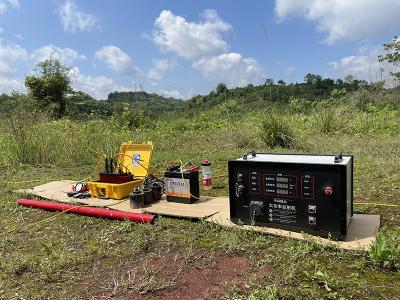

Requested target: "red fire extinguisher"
[{"left": 201, "top": 159, "right": 212, "bottom": 190}]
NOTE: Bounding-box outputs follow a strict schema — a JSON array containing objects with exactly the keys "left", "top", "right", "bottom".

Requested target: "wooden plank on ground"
[{"left": 17, "top": 180, "right": 380, "bottom": 251}]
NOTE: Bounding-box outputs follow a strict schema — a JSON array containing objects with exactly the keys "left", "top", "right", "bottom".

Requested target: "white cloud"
[
  {"left": 147, "top": 59, "right": 174, "bottom": 80},
  {"left": 151, "top": 9, "right": 231, "bottom": 59},
  {"left": 159, "top": 89, "right": 184, "bottom": 99},
  {"left": 57, "top": 0, "right": 99, "bottom": 32},
  {"left": 193, "top": 52, "right": 265, "bottom": 87},
  {"left": 0, "top": 0, "right": 19, "bottom": 15},
  {"left": 0, "top": 41, "right": 26, "bottom": 93},
  {"left": 328, "top": 45, "right": 399, "bottom": 83},
  {"left": 0, "top": 78, "right": 24, "bottom": 93},
  {"left": 330, "top": 55, "right": 379, "bottom": 80},
  {"left": 95, "top": 45, "right": 135, "bottom": 76},
  {"left": 275, "top": 0, "right": 400, "bottom": 44},
  {"left": 31, "top": 44, "right": 86, "bottom": 65},
  {"left": 0, "top": 42, "right": 28, "bottom": 77},
  {"left": 69, "top": 67, "right": 129, "bottom": 99}
]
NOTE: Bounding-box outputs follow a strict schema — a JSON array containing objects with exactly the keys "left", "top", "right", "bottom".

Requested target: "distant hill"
[
  {"left": 67, "top": 91, "right": 184, "bottom": 118},
  {"left": 182, "top": 77, "right": 369, "bottom": 111},
  {"left": 0, "top": 74, "right": 378, "bottom": 119},
  {"left": 66, "top": 77, "right": 370, "bottom": 118}
]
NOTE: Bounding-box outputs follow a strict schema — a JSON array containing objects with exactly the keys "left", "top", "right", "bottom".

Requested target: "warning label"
[
  {"left": 268, "top": 202, "right": 297, "bottom": 224},
  {"left": 165, "top": 178, "right": 190, "bottom": 198},
  {"left": 132, "top": 154, "right": 141, "bottom": 167}
]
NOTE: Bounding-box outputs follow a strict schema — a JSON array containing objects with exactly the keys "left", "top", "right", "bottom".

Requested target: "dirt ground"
[{"left": 93, "top": 250, "right": 268, "bottom": 299}]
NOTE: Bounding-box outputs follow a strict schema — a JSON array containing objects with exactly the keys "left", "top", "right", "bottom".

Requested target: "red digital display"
[{"left": 263, "top": 174, "right": 297, "bottom": 198}]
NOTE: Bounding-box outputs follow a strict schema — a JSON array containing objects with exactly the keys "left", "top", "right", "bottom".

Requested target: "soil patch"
[{"left": 94, "top": 249, "right": 269, "bottom": 299}]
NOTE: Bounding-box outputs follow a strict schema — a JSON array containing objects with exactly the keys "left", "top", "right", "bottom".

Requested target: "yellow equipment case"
[{"left": 89, "top": 141, "right": 153, "bottom": 199}]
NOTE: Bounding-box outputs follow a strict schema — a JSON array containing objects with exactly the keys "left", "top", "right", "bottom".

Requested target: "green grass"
[
  {"left": 0, "top": 100, "right": 399, "bottom": 299},
  {"left": 370, "top": 228, "right": 400, "bottom": 270},
  {"left": 260, "top": 112, "right": 296, "bottom": 148}
]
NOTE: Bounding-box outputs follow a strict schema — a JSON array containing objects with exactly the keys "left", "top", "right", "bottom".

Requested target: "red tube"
[{"left": 17, "top": 199, "right": 157, "bottom": 224}]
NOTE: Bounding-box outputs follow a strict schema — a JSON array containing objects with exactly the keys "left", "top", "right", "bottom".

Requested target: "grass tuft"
[
  {"left": 370, "top": 229, "right": 400, "bottom": 271},
  {"left": 260, "top": 113, "right": 295, "bottom": 148}
]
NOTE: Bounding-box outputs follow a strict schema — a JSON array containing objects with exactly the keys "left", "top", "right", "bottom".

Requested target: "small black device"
[
  {"left": 229, "top": 152, "right": 353, "bottom": 239},
  {"left": 130, "top": 190, "right": 145, "bottom": 208},
  {"left": 164, "top": 164, "right": 199, "bottom": 204}
]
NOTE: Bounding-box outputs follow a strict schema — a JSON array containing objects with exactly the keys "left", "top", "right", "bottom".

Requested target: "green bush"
[
  {"left": 370, "top": 229, "right": 400, "bottom": 270},
  {"left": 260, "top": 113, "right": 295, "bottom": 148},
  {"left": 120, "top": 104, "right": 151, "bottom": 131},
  {"left": 288, "top": 97, "right": 312, "bottom": 113},
  {"left": 349, "top": 88, "right": 400, "bottom": 111}
]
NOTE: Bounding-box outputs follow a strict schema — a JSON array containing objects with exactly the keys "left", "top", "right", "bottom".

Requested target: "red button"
[{"left": 324, "top": 186, "right": 334, "bottom": 195}]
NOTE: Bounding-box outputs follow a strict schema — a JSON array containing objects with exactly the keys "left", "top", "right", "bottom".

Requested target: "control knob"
[
  {"left": 324, "top": 185, "right": 334, "bottom": 195},
  {"left": 235, "top": 183, "right": 245, "bottom": 197}
]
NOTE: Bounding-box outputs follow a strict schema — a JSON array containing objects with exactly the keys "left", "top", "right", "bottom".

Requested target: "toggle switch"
[{"left": 308, "top": 216, "right": 316, "bottom": 225}]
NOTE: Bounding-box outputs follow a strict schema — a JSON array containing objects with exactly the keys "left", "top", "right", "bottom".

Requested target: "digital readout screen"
[
  {"left": 276, "top": 177, "right": 289, "bottom": 183},
  {"left": 264, "top": 175, "right": 296, "bottom": 197},
  {"left": 277, "top": 189, "right": 289, "bottom": 195},
  {"left": 276, "top": 183, "right": 289, "bottom": 189}
]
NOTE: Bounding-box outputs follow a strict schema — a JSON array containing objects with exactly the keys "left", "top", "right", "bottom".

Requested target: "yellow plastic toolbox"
[{"left": 89, "top": 141, "right": 153, "bottom": 199}]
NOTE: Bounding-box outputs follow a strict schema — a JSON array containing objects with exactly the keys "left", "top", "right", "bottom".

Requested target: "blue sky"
[{"left": 0, "top": 0, "right": 399, "bottom": 99}]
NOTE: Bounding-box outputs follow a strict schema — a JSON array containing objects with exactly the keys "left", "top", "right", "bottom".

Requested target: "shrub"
[
  {"left": 120, "top": 104, "right": 151, "bottom": 131},
  {"left": 217, "top": 99, "right": 238, "bottom": 115},
  {"left": 370, "top": 229, "right": 400, "bottom": 270},
  {"left": 288, "top": 97, "right": 312, "bottom": 113},
  {"left": 216, "top": 82, "right": 227, "bottom": 94},
  {"left": 348, "top": 88, "right": 400, "bottom": 111},
  {"left": 260, "top": 113, "right": 295, "bottom": 148}
]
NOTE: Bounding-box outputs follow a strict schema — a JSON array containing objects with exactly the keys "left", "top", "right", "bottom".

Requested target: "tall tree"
[
  {"left": 344, "top": 74, "right": 354, "bottom": 83},
  {"left": 304, "top": 73, "right": 322, "bottom": 85},
  {"left": 264, "top": 78, "right": 274, "bottom": 85},
  {"left": 277, "top": 79, "right": 286, "bottom": 85},
  {"left": 216, "top": 82, "right": 227, "bottom": 94},
  {"left": 25, "top": 58, "right": 72, "bottom": 118},
  {"left": 379, "top": 36, "right": 400, "bottom": 82}
]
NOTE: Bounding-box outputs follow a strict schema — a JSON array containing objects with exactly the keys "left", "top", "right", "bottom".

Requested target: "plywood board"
[
  {"left": 19, "top": 180, "right": 219, "bottom": 219},
  {"left": 18, "top": 180, "right": 380, "bottom": 251},
  {"left": 207, "top": 199, "right": 380, "bottom": 251}
]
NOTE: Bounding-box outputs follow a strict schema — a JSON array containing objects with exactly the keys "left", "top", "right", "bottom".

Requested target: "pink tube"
[{"left": 17, "top": 198, "right": 157, "bottom": 224}]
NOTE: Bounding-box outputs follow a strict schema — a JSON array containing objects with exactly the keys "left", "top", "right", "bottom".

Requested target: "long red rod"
[{"left": 17, "top": 198, "right": 157, "bottom": 224}]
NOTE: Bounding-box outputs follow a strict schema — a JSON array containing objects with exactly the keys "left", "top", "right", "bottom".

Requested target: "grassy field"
[{"left": 0, "top": 98, "right": 399, "bottom": 299}]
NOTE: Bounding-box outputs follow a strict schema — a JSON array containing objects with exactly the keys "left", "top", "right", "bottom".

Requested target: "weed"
[
  {"left": 219, "top": 125, "right": 258, "bottom": 149},
  {"left": 259, "top": 113, "right": 295, "bottom": 148},
  {"left": 370, "top": 229, "right": 400, "bottom": 270},
  {"left": 349, "top": 88, "right": 400, "bottom": 111},
  {"left": 219, "top": 230, "right": 246, "bottom": 254},
  {"left": 223, "top": 281, "right": 279, "bottom": 300},
  {"left": 304, "top": 265, "right": 340, "bottom": 298},
  {"left": 288, "top": 96, "right": 312, "bottom": 113},
  {"left": 312, "top": 107, "right": 351, "bottom": 134},
  {"left": 247, "top": 283, "right": 279, "bottom": 300},
  {"left": 105, "top": 263, "right": 176, "bottom": 297}
]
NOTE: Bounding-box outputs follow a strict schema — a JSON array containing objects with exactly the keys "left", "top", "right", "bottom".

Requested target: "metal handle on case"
[{"left": 243, "top": 151, "right": 256, "bottom": 160}]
